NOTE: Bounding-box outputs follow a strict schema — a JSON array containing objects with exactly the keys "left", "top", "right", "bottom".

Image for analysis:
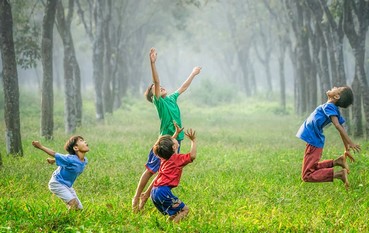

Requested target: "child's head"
[
  {"left": 64, "top": 135, "right": 85, "bottom": 155},
  {"left": 144, "top": 84, "right": 154, "bottom": 103},
  {"left": 335, "top": 86, "right": 353, "bottom": 108},
  {"left": 144, "top": 84, "right": 167, "bottom": 103},
  {"left": 153, "top": 135, "right": 177, "bottom": 160}
]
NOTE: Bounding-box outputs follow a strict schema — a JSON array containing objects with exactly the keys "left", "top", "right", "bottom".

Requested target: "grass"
[{"left": 0, "top": 92, "right": 368, "bottom": 232}]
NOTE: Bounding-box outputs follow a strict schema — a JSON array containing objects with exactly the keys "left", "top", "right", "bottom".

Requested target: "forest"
[
  {"left": 2, "top": 0, "right": 369, "bottom": 231},
  {"left": 1, "top": 0, "right": 369, "bottom": 156}
]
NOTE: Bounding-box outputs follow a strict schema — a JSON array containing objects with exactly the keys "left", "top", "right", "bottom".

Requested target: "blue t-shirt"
[
  {"left": 153, "top": 91, "right": 184, "bottom": 140},
  {"left": 296, "top": 103, "right": 345, "bottom": 148},
  {"left": 52, "top": 153, "right": 88, "bottom": 188}
]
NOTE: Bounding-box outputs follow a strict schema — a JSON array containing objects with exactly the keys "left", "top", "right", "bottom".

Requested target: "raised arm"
[
  {"left": 185, "top": 129, "right": 197, "bottom": 160},
  {"left": 32, "top": 141, "right": 56, "bottom": 157},
  {"left": 149, "top": 48, "right": 161, "bottom": 99},
  {"left": 177, "top": 66, "right": 201, "bottom": 94}
]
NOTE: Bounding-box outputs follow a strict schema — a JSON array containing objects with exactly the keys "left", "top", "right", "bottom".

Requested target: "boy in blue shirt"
[
  {"left": 32, "top": 136, "right": 89, "bottom": 210},
  {"left": 132, "top": 48, "right": 201, "bottom": 212},
  {"left": 296, "top": 86, "right": 361, "bottom": 188}
]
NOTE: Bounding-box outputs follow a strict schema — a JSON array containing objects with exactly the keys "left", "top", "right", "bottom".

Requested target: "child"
[
  {"left": 151, "top": 127, "right": 197, "bottom": 223},
  {"left": 32, "top": 136, "right": 89, "bottom": 210},
  {"left": 296, "top": 86, "right": 361, "bottom": 188},
  {"left": 132, "top": 48, "right": 201, "bottom": 212}
]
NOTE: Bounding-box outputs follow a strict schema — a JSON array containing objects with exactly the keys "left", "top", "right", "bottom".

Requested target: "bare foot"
[
  {"left": 334, "top": 155, "right": 349, "bottom": 173},
  {"left": 138, "top": 193, "right": 149, "bottom": 210},
  {"left": 132, "top": 197, "right": 139, "bottom": 213},
  {"left": 334, "top": 169, "right": 349, "bottom": 190},
  {"left": 342, "top": 169, "right": 349, "bottom": 190}
]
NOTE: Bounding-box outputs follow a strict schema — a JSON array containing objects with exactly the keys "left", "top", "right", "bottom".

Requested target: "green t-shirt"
[{"left": 153, "top": 91, "right": 184, "bottom": 140}]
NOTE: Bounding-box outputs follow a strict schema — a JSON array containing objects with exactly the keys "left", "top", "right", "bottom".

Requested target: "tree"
[
  {"left": 41, "top": 0, "right": 58, "bottom": 139},
  {"left": 55, "top": 0, "right": 82, "bottom": 133},
  {"left": 0, "top": 0, "right": 23, "bottom": 156},
  {"left": 343, "top": 0, "right": 369, "bottom": 138}
]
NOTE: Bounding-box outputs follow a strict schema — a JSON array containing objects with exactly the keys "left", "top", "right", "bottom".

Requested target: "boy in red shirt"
[{"left": 151, "top": 127, "right": 197, "bottom": 223}]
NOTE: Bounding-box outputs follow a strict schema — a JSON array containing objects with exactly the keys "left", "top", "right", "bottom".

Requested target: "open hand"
[
  {"left": 185, "top": 129, "right": 196, "bottom": 141},
  {"left": 344, "top": 150, "right": 355, "bottom": 163},
  {"left": 149, "top": 48, "right": 157, "bottom": 63}
]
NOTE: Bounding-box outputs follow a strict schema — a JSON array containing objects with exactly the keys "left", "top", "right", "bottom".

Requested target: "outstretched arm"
[
  {"left": 177, "top": 66, "right": 201, "bottom": 95},
  {"left": 149, "top": 48, "right": 161, "bottom": 99},
  {"left": 32, "top": 141, "right": 56, "bottom": 157},
  {"left": 185, "top": 129, "right": 197, "bottom": 160},
  {"left": 331, "top": 116, "right": 360, "bottom": 161}
]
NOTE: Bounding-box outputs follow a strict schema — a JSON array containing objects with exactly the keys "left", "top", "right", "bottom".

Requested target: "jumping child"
[
  {"left": 296, "top": 86, "right": 361, "bottom": 188},
  {"left": 151, "top": 127, "right": 197, "bottom": 223}
]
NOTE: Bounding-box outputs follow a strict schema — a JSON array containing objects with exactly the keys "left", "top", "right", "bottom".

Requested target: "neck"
[{"left": 76, "top": 152, "right": 85, "bottom": 161}]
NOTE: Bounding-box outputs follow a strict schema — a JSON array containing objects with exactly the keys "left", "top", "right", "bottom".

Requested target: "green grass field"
[{"left": 0, "top": 92, "right": 368, "bottom": 232}]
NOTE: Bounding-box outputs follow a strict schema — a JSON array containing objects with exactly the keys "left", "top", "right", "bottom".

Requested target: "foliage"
[
  {"left": 0, "top": 93, "right": 368, "bottom": 232},
  {"left": 11, "top": 0, "right": 43, "bottom": 69}
]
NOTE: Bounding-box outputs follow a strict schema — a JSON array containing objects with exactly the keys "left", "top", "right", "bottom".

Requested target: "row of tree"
[{"left": 1, "top": 0, "right": 369, "bottom": 158}]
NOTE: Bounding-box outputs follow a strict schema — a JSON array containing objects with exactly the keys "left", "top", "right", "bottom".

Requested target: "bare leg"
[
  {"left": 139, "top": 178, "right": 155, "bottom": 210},
  {"left": 334, "top": 169, "right": 349, "bottom": 189},
  {"left": 132, "top": 169, "right": 153, "bottom": 213},
  {"left": 170, "top": 206, "right": 189, "bottom": 223}
]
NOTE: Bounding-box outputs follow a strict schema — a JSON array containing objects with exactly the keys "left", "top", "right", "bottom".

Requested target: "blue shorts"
[
  {"left": 145, "top": 140, "right": 181, "bottom": 173},
  {"left": 151, "top": 186, "right": 185, "bottom": 216}
]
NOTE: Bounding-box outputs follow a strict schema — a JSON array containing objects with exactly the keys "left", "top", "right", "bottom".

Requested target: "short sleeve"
[
  {"left": 323, "top": 103, "right": 345, "bottom": 125},
  {"left": 55, "top": 153, "right": 70, "bottom": 167}
]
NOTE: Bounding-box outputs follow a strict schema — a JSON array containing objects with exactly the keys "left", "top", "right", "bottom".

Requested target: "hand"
[
  {"left": 185, "top": 129, "right": 196, "bottom": 141},
  {"left": 32, "top": 141, "right": 42, "bottom": 149},
  {"left": 348, "top": 143, "right": 361, "bottom": 153},
  {"left": 191, "top": 66, "right": 201, "bottom": 76},
  {"left": 149, "top": 48, "right": 157, "bottom": 63},
  {"left": 344, "top": 150, "right": 355, "bottom": 163},
  {"left": 173, "top": 121, "right": 184, "bottom": 135}
]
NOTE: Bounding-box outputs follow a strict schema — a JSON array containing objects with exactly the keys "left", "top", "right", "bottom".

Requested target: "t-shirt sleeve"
[
  {"left": 324, "top": 103, "right": 345, "bottom": 125},
  {"left": 55, "top": 153, "right": 70, "bottom": 167},
  {"left": 177, "top": 153, "right": 193, "bottom": 167}
]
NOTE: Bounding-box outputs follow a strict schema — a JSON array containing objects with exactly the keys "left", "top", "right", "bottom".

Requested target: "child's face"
[
  {"left": 326, "top": 87, "right": 345, "bottom": 99},
  {"left": 74, "top": 138, "right": 89, "bottom": 153},
  {"left": 152, "top": 85, "right": 167, "bottom": 97},
  {"left": 171, "top": 138, "right": 179, "bottom": 153}
]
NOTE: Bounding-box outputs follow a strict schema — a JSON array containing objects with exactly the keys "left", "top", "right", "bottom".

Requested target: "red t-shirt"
[{"left": 153, "top": 153, "right": 193, "bottom": 188}]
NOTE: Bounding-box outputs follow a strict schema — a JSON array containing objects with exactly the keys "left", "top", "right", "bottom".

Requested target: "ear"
[
  {"left": 73, "top": 145, "right": 79, "bottom": 152},
  {"left": 334, "top": 94, "right": 340, "bottom": 100}
]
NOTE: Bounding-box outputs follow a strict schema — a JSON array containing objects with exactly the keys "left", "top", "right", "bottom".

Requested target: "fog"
[{"left": 1, "top": 0, "right": 358, "bottom": 103}]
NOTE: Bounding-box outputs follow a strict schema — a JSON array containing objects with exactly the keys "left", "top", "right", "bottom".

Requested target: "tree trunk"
[
  {"left": 343, "top": 0, "right": 369, "bottom": 138},
  {"left": 41, "top": 0, "right": 58, "bottom": 139},
  {"left": 93, "top": 0, "right": 105, "bottom": 121},
  {"left": 56, "top": 0, "right": 82, "bottom": 133},
  {"left": 103, "top": 0, "right": 113, "bottom": 114},
  {"left": 0, "top": 0, "right": 23, "bottom": 156}
]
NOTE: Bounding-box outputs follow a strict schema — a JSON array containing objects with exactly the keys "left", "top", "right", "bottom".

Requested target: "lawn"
[{"left": 0, "top": 92, "right": 368, "bottom": 232}]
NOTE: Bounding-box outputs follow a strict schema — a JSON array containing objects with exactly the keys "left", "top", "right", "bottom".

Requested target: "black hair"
[
  {"left": 336, "top": 86, "right": 353, "bottom": 108},
  {"left": 64, "top": 135, "right": 83, "bottom": 155},
  {"left": 153, "top": 135, "right": 175, "bottom": 160},
  {"left": 144, "top": 84, "right": 154, "bottom": 103}
]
